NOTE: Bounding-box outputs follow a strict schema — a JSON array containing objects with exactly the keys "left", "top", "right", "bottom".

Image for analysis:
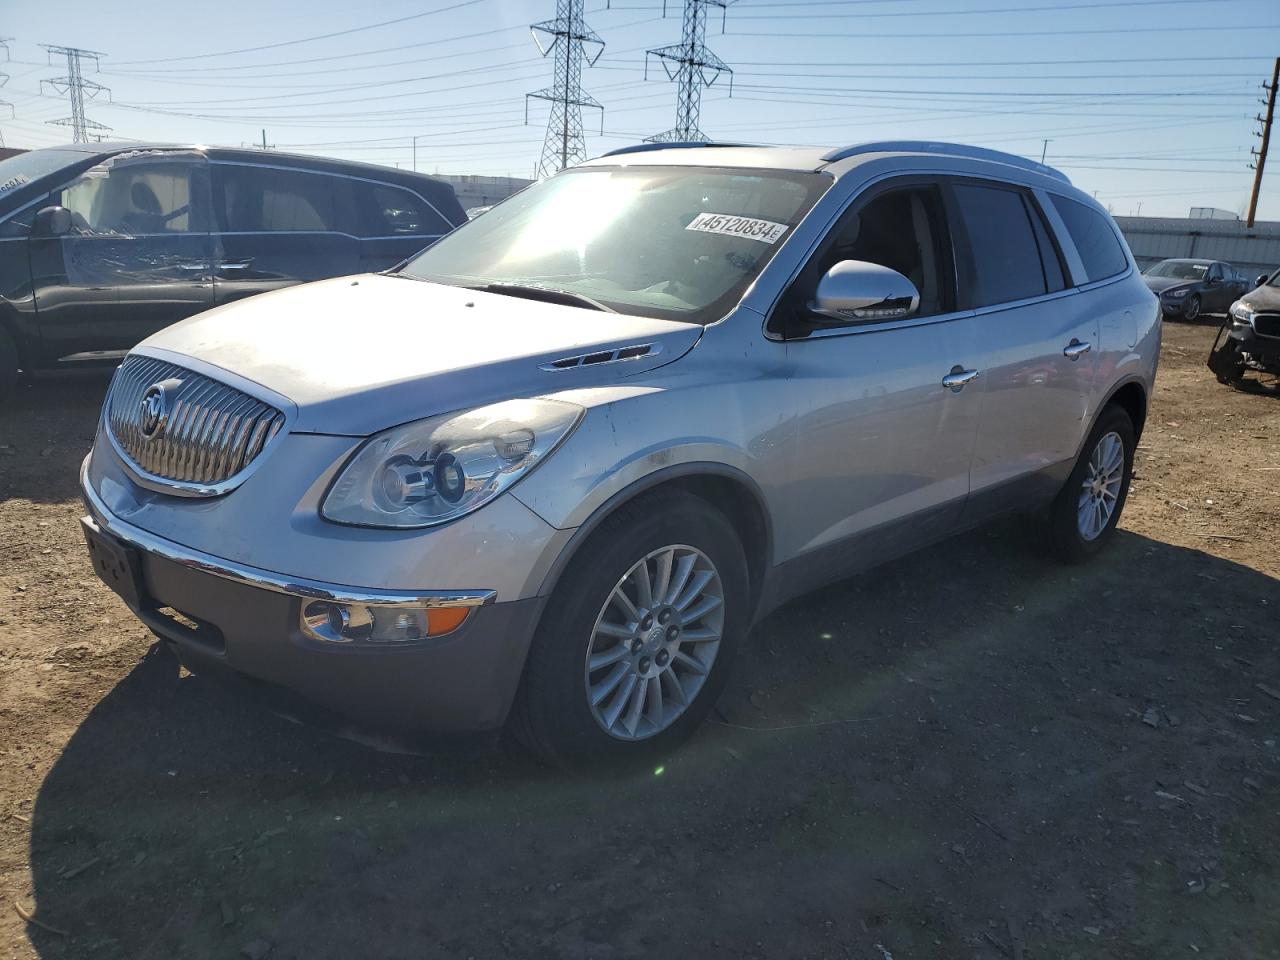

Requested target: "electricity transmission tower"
[
  {"left": 645, "top": 0, "right": 734, "bottom": 143},
  {"left": 40, "top": 44, "right": 111, "bottom": 143},
  {"left": 0, "top": 38, "right": 11, "bottom": 148},
  {"left": 526, "top": 0, "right": 604, "bottom": 179}
]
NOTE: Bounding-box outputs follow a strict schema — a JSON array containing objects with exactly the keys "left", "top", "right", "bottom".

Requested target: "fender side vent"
[{"left": 540, "top": 342, "right": 661, "bottom": 371}]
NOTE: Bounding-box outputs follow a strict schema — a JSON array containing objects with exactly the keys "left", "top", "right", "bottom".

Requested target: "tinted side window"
[
  {"left": 216, "top": 164, "right": 346, "bottom": 233},
  {"left": 1049, "top": 194, "right": 1128, "bottom": 283},
  {"left": 357, "top": 182, "right": 452, "bottom": 237},
  {"left": 950, "top": 183, "right": 1047, "bottom": 307}
]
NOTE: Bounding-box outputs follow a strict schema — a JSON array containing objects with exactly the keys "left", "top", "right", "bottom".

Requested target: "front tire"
[
  {"left": 513, "top": 489, "right": 749, "bottom": 769},
  {"left": 1182, "top": 294, "right": 1201, "bottom": 321},
  {"left": 1046, "top": 405, "right": 1135, "bottom": 562}
]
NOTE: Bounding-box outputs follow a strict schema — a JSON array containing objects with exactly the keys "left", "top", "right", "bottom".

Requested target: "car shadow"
[
  {"left": 22, "top": 525, "right": 1280, "bottom": 959},
  {"left": 0, "top": 370, "right": 114, "bottom": 504}
]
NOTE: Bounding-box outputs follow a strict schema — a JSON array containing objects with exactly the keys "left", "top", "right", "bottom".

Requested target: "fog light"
[{"left": 300, "top": 601, "right": 471, "bottom": 644}]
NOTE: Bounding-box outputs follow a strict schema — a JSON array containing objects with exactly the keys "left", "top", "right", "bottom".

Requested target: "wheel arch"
[
  {"left": 531, "top": 462, "right": 774, "bottom": 620},
  {"left": 1101, "top": 377, "right": 1148, "bottom": 440}
]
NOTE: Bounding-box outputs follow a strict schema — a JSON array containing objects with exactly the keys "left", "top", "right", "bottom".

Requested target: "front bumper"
[{"left": 81, "top": 461, "right": 543, "bottom": 739}]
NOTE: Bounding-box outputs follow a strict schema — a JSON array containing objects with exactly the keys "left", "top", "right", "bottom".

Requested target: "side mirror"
[
  {"left": 809, "top": 259, "right": 920, "bottom": 323},
  {"left": 32, "top": 205, "right": 72, "bottom": 238},
  {"left": 1206, "top": 275, "right": 1222, "bottom": 286},
  {"left": 1256, "top": 274, "right": 1270, "bottom": 289}
]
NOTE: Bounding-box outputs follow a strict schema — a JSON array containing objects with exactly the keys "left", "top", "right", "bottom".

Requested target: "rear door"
[
  {"left": 948, "top": 179, "right": 1099, "bottom": 518},
  {"left": 28, "top": 151, "right": 213, "bottom": 361},
  {"left": 351, "top": 179, "right": 456, "bottom": 271},
  {"left": 210, "top": 161, "right": 360, "bottom": 306}
]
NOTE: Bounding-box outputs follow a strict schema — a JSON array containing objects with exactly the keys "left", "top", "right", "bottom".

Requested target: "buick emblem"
[{"left": 139, "top": 383, "right": 171, "bottom": 439}]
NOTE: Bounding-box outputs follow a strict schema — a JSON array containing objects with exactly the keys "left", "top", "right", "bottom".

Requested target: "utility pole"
[
  {"left": 645, "top": 0, "right": 735, "bottom": 143},
  {"left": 526, "top": 0, "right": 604, "bottom": 179},
  {"left": 1246, "top": 56, "right": 1279, "bottom": 228},
  {"left": 40, "top": 44, "right": 110, "bottom": 143}
]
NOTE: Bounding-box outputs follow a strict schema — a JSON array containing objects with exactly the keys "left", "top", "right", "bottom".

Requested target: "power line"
[
  {"left": 111, "top": 0, "right": 486, "bottom": 66},
  {"left": 723, "top": 23, "right": 1280, "bottom": 38},
  {"left": 527, "top": 0, "right": 605, "bottom": 177},
  {"left": 730, "top": 0, "right": 1256, "bottom": 17}
]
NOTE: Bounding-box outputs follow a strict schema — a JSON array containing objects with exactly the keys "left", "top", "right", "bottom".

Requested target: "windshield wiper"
[{"left": 477, "top": 282, "right": 617, "bottom": 313}]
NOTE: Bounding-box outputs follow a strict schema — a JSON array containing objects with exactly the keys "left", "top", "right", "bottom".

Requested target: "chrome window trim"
[
  {"left": 759, "top": 167, "right": 1133, "bottom": 343},
  {"left": 209, "top": 158, "right": 456, "bottom": 234},
  {"left": 104, "top": 347, "right": 298, "bottom": 499},
  {"left": 81, "top": 459, "right": 495, "bottom": 609}
]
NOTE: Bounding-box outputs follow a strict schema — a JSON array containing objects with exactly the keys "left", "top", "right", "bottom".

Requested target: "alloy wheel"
[
  {"left": 583, "top": 544, "right": 724, "bottom": 741},
  {"left": 1077, "top": 431, "right": 1125, "bottom": 541}
]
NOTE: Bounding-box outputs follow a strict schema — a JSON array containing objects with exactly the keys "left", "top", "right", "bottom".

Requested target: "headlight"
[
  {"left": 1164, "top": 288, "right": 1189, "bottom": 298},
  {"left": 1230, "top": 302, "right": 1255, "bottom": 323},
  {"left": 322, "top": 398, "right": 582, "bottom": 528}
]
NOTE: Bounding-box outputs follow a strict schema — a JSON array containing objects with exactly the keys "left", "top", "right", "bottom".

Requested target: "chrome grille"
[
  {"left": 107, "top": 354, "right": 285, "bottom": 492},
  {"left": 1253, "top": 312, "right": 1280, "bottom": 339}
]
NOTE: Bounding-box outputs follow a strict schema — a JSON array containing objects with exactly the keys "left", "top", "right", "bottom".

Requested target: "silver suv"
[{"left": 80, "top": 141, "right": 1160, "bottom": 766}]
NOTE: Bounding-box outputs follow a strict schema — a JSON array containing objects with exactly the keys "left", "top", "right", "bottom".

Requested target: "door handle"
[
  {"left": 217, "top": 259, "right": 254, "bottom": 272},
  {"left": 942, "top": 366, "right": 980, "bottom": 391},
  {"left": 1063, "top": 339, "right": 1092, "bottom": 360}
]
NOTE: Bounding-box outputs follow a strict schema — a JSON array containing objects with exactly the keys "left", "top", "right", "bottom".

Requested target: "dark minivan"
[{"left": 0, "top": 143, "right": 467, "bottom": 388}]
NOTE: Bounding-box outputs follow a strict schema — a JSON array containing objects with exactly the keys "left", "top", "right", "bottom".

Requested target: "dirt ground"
[{"left": 0, "top": 319, "right": 1277, "bottom": 960}]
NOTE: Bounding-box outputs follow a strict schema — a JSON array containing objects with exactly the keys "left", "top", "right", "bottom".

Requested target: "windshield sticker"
[
  {"left": 685, "top": 212, "right": 789, "bottom": 245},
  {"left": 0, "top": 174, "right": 31, "bottom": 196}
]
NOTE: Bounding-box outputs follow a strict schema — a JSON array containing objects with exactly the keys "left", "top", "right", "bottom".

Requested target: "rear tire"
[
  {"left": 1046, "top": 405, "right": 1135, "bottom": 563},
  {"left": 512, "top": 488, "right": 749, "bottom": 770}
]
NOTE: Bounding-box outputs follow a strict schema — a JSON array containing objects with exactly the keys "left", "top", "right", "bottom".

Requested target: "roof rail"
[
  {"left": 820, "top": 140, "right": 1071, "bottom": 184},
  {"left": 600, "top": 141, "right": 760, "bottom": 158}
]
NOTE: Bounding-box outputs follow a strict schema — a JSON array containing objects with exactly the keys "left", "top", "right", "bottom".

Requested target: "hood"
[
  {"left": 1143, "top": 275, "right": 1196, "bottom": 295},
  {"left": 137, "top": 274, "right": 703, "bottom": 435}
]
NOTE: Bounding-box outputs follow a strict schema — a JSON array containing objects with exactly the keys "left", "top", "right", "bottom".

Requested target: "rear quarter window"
[
  {"left": 356, "top": 182, "right": 453, "bottom": 238},
  {"left": 1049, "top": 194, "right": 1130, "bottom": 283}
]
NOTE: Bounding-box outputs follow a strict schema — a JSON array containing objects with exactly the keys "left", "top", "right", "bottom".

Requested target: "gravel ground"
[{"left": 1, "top": 318, "right": 1278, "bottom": 960}]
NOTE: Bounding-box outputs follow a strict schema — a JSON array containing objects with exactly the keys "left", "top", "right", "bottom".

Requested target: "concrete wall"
[{"left": 1115, "top": 215, "right": 1280, "bottom": 279}]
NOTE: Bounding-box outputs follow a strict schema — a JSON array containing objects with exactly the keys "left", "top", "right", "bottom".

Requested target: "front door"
[
  {"left": 776, "top": 181, "right": 984, "bottom": 571},
  {"left": 28, "top": 152, "right": 213, "bottom": 362}
]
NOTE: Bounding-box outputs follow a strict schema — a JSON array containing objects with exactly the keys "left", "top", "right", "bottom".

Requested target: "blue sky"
[{"left": 2, "top": 0, "right": 1278, "bottom": 218}]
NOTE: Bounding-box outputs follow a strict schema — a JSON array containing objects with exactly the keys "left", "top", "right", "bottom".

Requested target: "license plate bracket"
[{"left": 80, "top": 518, "right": 146, "bottom": 610}]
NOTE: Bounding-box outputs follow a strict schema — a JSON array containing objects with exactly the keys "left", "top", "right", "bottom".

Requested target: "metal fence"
[{"left": 1116, "top": 216, "right": 1280, "bottom": 279}]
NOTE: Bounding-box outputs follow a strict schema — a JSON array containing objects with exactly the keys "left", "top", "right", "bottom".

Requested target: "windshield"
[
  {"left": 400, "top": 165, "right": 830, "bottom": 323},
  {"left": 1145, "top": 260, "right": 1208, "bottom": 280},
  {"left": 0, "top": 149, "right": 87, "bottom": 202}
]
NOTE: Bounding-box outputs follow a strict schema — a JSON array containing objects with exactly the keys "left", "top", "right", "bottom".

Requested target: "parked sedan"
[
  {"left": 1142, "top": 258, "right": 1248, "bottom": 320},
  {"left": 0, "top": 143, "right": 467, "bottom": 390}
]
